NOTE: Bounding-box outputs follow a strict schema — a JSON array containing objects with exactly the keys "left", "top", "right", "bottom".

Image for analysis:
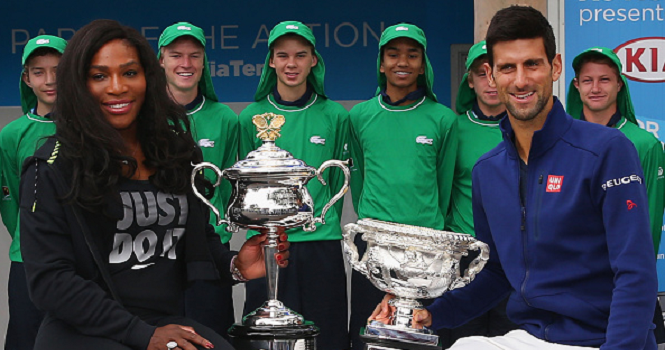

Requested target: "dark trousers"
[
  {"left": 244, "top": 240, "right": 350, "bottom": 350},
  {"left": 185, "top": 243, "right": 235, "bottom": 340},
  {"left": 34, "top": 315, "right": 233, "bottom": 350},
  {"left": 5, "top": 261, "right": 44, "bottom": 350}
]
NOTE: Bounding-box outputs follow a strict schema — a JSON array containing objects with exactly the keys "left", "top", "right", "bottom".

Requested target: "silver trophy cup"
[
  {"left": 191, "top": 113, "right": 350, "bottom": 349},
  {"left": 343, "top": 219, "right": 489, "bottom": 349}
]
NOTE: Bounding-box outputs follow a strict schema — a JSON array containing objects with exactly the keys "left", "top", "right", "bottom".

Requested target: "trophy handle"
[
  {"left": 451, "top": 240, "right": 490, "bottom": 289},
  {"left": 310, "top": 159, "right": 351, "bottom": 227},
  {"left": 342, "top": 223, "right": 369, "bottom": 276},
  {"left": 191, "top": 162, "right": 236, "bottom": 232}
]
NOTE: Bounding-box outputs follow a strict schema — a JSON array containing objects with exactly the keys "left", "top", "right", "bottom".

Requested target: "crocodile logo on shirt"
[
  {"left": 416, "top": 136, "right": 433, "bottom": 145},
  {"left": 310, "top": 136, "right": 326, "bottom": 145},
  {"left": 198, "top": 139, "right": 215, "bottom": 148}
]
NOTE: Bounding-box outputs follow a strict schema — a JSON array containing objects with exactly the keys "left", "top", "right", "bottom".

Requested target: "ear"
[
  {"left": 22, "top": 71, "right": 32, "bottom": 87},
  {"left": 159, "top": 48, "right": 166, "bottom": 68},
  {"left": 380, "top": 61, "right": 385, "bottom": 74},
  {"left": 617, "top": 78, "right": 623, "bottom": 92},
  {"left": 311, "top": 53, "right": 318, "bottom": 68},
  {"left": 483, "top": 62, "right": 495, "bottom": 88},
  {"left": 573, "top": 77, "right": 580, "bottom": 90},
  {"left": 551, "top": 53, "right": 562, "bottom": 82},
  {"left": 269, "top": 55, "right": 276, "bottom": 69}
]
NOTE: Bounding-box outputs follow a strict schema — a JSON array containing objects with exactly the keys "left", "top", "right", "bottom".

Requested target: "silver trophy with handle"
[
  {"left": 343, "top": 219, "right": 489, "bottom": 350},
  {"left": 191, "top": 112, "right": 351, "bottom": 350}
]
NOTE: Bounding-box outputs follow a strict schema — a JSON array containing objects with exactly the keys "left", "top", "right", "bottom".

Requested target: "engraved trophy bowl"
[
  {"left": 191, "top": 113, "right": 350, "bottom": 349},
  {"left": 343, "top": 219, "right": 489, "bottom": 349}
]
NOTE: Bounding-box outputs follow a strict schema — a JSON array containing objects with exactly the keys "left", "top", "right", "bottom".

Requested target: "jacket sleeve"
[
  {"left": 437, "top": 111, "right": 458, "bottom": 222},
  {"left": 330, "top": 109, "right": 350, "bottom": 217},
  {"left": 238, "top": 110, "right": 260, "bottom": 161},
  {"left": 426, "top": 160, "right": 512, "bottom": 330},
  {"left": 20, "top": 159, "right": 156, "bottom": 349},
  {"left": 210, "top": 111, "right": 239, "bottom": 242},
  {"left": 593, "top": 136, "right": 657, "bottom": 350},
  {"left": 0, "top": 127, "right": 19, "bottom": 237},
  {"left": 639, "top": 140, "right": 665, "bottom": 256},
  {"left": 348, "top": 112, "right": 364, "bottom": 215}
]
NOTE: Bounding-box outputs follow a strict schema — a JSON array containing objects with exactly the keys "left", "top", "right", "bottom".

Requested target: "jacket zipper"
[
  {"left": 519, "top": 163, "right": 532, "bottom": 307},
  {"left": 534, "top": 174, "right": 544, "bottom": 240}
]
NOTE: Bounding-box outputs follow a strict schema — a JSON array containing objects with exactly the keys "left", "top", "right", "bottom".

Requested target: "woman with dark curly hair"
[{"left": 19, "top": 19, "right": 289, "bottom": 350}]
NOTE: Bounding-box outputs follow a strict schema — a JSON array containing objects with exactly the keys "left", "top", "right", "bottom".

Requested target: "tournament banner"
[
  {"left": 565, "top": 0, "right": 665, "bottom": 291},
  {"left": 1, "top": 0, "right": 473, "bottom": 106}
]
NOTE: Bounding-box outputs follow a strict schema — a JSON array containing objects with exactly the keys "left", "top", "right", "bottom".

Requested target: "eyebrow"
[
  {"left": 385, "top": 46, "right": 421, "bottom": 53},
  {"left": 90, "top": 60, "right": 140, "bottom": 70}
]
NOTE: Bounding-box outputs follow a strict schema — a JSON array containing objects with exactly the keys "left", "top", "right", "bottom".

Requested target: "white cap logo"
[
  {"left": 396, "top": 26, "right": 409, "bottom": 31},
  {"left": 286, "top": 24, "right": 299, "bottom": 30},
  {"left": 482, "top": 44, "right": 486, "bottom": 50},
  {"left": 36, "top": 39, "right": 50, "bottom": 45},
  {"left": 177, "top": 26, "right": 192, "bottom": 31}
]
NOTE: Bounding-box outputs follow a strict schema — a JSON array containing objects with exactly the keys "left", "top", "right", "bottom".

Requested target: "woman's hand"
[
  {"left": 148, "top": 324, "right": 213, "bottom": 350},
  {"left": 235, "top": 228, "right": 290, "bottom": 280}
]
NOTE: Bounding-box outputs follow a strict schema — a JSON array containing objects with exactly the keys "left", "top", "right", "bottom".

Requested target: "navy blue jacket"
[{"left": 427, "top": 99, "right": 657, "bottom": 350}]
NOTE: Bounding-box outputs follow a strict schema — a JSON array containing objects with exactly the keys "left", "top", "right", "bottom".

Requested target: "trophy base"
[
  {"left": 243, "top": 300, "right": 305, "bottom": 326},
  {"left": 360, "top": 321, "right": 441, "bottom": 350},
  {"left": 228, "top": 323, "right": 319, "bottom": 350}
]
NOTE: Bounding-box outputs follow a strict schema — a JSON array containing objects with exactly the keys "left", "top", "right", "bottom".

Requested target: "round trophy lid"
[{"left": 224, "top": 113, "right": 317, "bottom": 178}]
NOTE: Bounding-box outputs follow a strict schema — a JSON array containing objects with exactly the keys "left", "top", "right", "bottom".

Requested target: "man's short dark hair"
[
  {"left": 485, "top": 5, "right": 556, "bottom": 68},
  {"left": 574, "top": 53, "right": 621, "bottom": 80},
  {"left": 24, "top": 47, "right": 62, "bottom": 68}
]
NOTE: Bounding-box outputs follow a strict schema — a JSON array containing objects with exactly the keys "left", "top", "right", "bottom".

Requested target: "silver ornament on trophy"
[
  {"left": 191, "top": 112, "right": 351, "bottom": 350},
  {"left": 343, "top": 219, "right": 489, "bottom": 350}
]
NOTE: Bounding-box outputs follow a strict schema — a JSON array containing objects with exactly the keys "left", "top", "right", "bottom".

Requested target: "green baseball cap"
[
  {"left": 455, "top": 41, "right": 487, "bottom": 113},
  {"left": 376, "top": 23, "right": 436, "bottom": 102},
  {"left": 254, "top": 20, "right": 326, "bottom": 102},
  {"left": 158, "top": 22, "right": 218, "bottom": 102},
  {"left": 566, "top": 46, "right": 636, "bottom": 124},
  {"left": 20, "top": 35, "right": 67, "bottom": 114}
]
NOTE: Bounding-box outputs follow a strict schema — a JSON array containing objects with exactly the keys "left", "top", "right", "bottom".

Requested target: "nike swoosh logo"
[{"left": 131, "top": 263, "right": 155, "bottom": 270}]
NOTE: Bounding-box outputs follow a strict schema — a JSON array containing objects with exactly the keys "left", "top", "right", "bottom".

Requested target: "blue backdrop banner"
[{"left": 1, "top": 0, "right": 473, "bottom": 106}]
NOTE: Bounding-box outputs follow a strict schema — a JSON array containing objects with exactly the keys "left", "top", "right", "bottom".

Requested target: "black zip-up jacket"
[{"left": 19, "top": 137, "right": 237, "bottom": 349}]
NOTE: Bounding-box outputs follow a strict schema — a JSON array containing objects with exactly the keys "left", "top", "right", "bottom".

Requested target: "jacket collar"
[{"left": 500, "top": 97, "right": 573, "bottom": 161}]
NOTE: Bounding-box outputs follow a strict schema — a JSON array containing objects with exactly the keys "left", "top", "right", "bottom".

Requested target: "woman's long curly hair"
[{"left": 53, "top": 19, "right": 204, "bottom": 210}]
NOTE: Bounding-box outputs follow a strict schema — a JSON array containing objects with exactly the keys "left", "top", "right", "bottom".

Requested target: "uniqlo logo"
[{"left": 546, "top": 175, "right": 564, "bottom": 192}]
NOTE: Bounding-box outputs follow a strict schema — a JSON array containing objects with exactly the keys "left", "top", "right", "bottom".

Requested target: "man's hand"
[
  {"left": 368, "top": 293, "right": 433, "bottom": 329},
  {"left": 235, "top": 228, "right": 290, "bottom": 280},
  {"left": 148, "top": 324, "right": 213, "bottom": 350}
]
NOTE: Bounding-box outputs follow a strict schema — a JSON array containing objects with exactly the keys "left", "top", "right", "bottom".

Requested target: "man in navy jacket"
[{"left": 371, "top": 5, "right": 657, "bottom": 350}]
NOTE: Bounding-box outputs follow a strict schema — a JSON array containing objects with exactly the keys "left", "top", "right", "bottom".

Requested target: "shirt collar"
[
  {"left": 272, "top": 83, "right": 314, "bottom": 107},
  {"left": 380, "top": 86, "right": 426, "bottom": 106}
]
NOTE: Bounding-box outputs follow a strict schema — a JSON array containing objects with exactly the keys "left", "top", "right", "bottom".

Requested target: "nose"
[
  {"left": 397, "top": 54, "right": 408, "bottom": 67},
  {"left": 514, "top": 66, "right": 528, "bottom": 89},
  {"left": 286, "top": 56, "right": 297, "bottom": 67},
  {"left": 45, "top": 69, "right": 56, "bottom": 86},
  {"left": 181, "top": 56, "right": 193, "bottom": 68},
  {"left": 107, "top": 74, "right": 128, "bottom": 96},
  {"left": 590, "top": 79, "right": 601, "bottom": 93}
]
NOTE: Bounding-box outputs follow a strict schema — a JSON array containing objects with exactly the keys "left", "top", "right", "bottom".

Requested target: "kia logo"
[{"left": 615, "top": 37, "right": 665, "bottom": 83}]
